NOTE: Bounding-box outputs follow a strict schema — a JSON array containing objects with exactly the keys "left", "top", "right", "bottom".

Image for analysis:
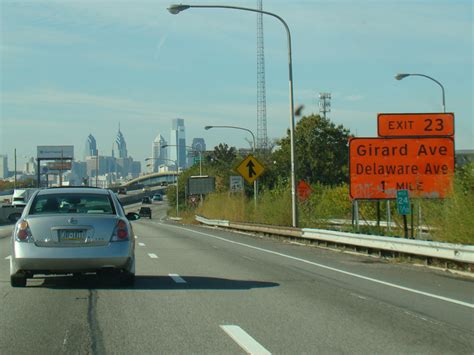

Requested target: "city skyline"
[{"left": 0, "top": 117, "right": 209, "bottom": 176}]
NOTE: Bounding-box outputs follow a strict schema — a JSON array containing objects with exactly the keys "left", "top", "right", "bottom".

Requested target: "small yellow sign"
[{"left": 236, "top": 155, "right": 265, "bottom": 184}]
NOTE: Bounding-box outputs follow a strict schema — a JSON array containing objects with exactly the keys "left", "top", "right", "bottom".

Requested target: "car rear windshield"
[{"left": 29, "top": 193, "right": 116, "bottom": 215}]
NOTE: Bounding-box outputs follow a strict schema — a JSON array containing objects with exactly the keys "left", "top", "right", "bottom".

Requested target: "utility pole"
[{"left": 14, "top": 148, "right": 17, "bottom": 189}]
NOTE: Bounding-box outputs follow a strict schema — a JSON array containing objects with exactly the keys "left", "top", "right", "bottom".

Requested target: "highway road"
[{"left": 0, "top": 202, "right": 473, "bottom": 354}]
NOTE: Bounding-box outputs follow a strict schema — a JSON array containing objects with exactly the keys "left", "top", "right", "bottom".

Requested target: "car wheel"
[
  {"left": 120, "top": 272, "right": 135, "bottom": 286},
  {"left": 149, "top": 216, "right": 152, "bottom": 219},
  {"left": 11, "top": 274, "right": 27, "bottom": 287}
]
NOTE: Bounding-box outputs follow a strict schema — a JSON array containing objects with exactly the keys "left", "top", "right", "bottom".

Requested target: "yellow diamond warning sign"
[{"left": 236, "top": 155, "right": 265, "bottom": 184}]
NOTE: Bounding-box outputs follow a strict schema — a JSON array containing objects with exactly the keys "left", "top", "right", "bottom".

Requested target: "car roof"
[{"left": 37, "top": 187, "right": 111, "bottom": 196}]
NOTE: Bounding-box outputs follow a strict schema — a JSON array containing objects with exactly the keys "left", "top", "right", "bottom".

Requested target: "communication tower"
[
  {"left": 257, "top": 0, "right": 268, "bottom": 150},
  {"left": 319, "top": 92, "right": 331, "bottom": 119}
]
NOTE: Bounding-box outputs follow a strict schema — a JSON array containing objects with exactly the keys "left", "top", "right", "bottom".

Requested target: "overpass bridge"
[{"left": 121, "top": 171, "right": 178, "bottom": 188}]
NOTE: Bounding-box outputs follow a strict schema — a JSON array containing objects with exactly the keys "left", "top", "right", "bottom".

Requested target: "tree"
[
  {"left": 271, "top": 114, "right": 351, "bottom": 186},
  {"left": 211, "top": 143, "right": 237, "bottom": 166}
]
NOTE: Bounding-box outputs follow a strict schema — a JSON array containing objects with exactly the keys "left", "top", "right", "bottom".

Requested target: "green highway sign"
[{"left": 396, "top": 190, "right": 411, "bottom": 215}]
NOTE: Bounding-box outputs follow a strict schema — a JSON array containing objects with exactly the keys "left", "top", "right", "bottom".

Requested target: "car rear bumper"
[{"left": 12, "top": 241, "right": 133, "bottom": 273}]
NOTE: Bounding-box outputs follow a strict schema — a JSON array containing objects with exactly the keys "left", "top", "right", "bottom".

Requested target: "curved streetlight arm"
[
  {"left": 170, "top": 4, "right": 298, "bottom": 226},
  {"left": 396, "top": 73, "right": 446, "bottom": 112},
  {"left": 206, "top": 125, "right": 256, "bottom": 152}
]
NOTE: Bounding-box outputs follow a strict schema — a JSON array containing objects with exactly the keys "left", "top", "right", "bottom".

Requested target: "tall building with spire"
[
  {"left": 83, "top": 133, "right": 98, "bottom": 159},
  {"left": 151, "top": 133, "right": 168, "bottom": 172},
  {"left": 113, "top": 123, "right": 128, "bottom": 159},
  {"left": 188, "top": 138, "right": 206, "bottom": 167},
  {"left": 170, "top": 118, "right": 186, "bottom": 169}
]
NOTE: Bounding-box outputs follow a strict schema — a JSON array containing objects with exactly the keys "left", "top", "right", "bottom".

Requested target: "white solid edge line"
[
  {"left": 138, "top": 242, "right": 146, "bottom": 246},
  {"left": 220, "top": 325, "right": 271, "bottom": 355},
  {"left": 174, "top": 225, "right": 474, "bottom": 309},
  {"left": 148, "top": 253, "right": 158, "bottom": 259},
  {"left": 169, "top": 274, "right": 186, "bottom": 283}
]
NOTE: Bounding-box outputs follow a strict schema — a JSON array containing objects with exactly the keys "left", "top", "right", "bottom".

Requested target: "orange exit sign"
[{"left": 377, "top": 113, "right": 454, "bottom": 137}]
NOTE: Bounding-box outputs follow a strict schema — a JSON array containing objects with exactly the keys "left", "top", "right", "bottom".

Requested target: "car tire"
[
  {"left": 11, "top": 274, "right": 27, "bottom": 287},
  {"left": 120, "top": 272, "right": 135, "bottom": 286}
]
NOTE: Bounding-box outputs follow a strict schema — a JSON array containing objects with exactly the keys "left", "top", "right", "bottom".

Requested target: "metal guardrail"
[
  {"left": 195, "top": 215, "right": 230, "bottom": 227},
  {"left": 195, "top": 215, "right": 474, "bottom": 265}
]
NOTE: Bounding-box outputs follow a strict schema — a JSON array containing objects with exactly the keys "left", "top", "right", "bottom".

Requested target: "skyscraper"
[
  {"left": 170, "top": 118, "right": 186, "bottom": 169},
  {"left": 84, "top": 134, "right": 98, "bottom": 159},
  {"left": 191, "top": 138, "right": 206, "bottom": 152},
  {"left": 113, "top": 124, "right": 128, "bottom": 159},
  {"left": 189, "top": 138, "right": 206, "bottom": 167},
  {"left": 151, "top": 133, "right": 168, "bottom": 172}
]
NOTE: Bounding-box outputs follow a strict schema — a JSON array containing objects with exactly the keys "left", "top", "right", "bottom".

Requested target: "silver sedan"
[{"left": 9, "top": 187, "right": 139, "bottom": 287}]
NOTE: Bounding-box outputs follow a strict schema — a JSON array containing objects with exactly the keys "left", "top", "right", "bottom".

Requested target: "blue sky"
[{"left": 1, "top": 0, "right": 472, "bottom": 169}]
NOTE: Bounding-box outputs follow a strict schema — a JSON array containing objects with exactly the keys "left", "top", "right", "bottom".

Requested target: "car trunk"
[{"left": 26, "top": 214, "right": 119, "bottom": 247}]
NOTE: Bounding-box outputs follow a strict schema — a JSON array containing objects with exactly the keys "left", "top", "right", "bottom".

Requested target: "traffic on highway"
[{"left": 1, "top": 200, "right": 473, "bottom": 353}]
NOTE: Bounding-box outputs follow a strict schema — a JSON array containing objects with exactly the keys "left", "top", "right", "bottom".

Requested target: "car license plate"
[{"left": 59, "top": 230, "right": 85, "bottom": 242}]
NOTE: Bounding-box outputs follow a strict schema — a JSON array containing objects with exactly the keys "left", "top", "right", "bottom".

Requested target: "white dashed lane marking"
[
  {"left": 169, "top": 274, "right": 186, "bottom": 283},
  {"left": 138, "top": 243, "right": 146, "bottom": 247},
  {"left": 148, "top": 253, "right": 158, "bottom": 259},
  {"left": 220, "top": 325, "right": 271, "bottom": 355},
  {"left": 5, "top": 255, "right": 11, "bottom": 260}
]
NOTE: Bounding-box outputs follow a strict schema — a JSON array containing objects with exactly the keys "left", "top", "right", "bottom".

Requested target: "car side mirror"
[{"left": 126, "top": 212, "right": 140, "bottom": 221}]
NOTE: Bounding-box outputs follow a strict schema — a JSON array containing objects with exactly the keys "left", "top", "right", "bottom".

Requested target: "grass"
[{"left": 171, "top": 164, "right": 474, "bottom": 245}]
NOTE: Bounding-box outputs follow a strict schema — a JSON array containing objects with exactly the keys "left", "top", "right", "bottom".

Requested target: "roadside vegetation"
[
  {"left": 0, "top": 178, "right": 36, "bottom": 191},
  {"left": 167, "top": 113, "right": 473, "bottom": 245}
]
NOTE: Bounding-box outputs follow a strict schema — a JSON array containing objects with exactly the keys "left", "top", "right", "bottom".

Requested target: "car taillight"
[
  {"left": 112, "top": 219, "right": 129, "bottom": 241},
  {"left": 15, "top": 220, "right": 32, "bottom": 242}
]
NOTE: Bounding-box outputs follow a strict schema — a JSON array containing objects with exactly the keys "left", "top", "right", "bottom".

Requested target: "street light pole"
[
  {"left": 395, "top": 73, "right": 446, "bottom": 113},
  {"left": 205, "top": 125, "right": 258, "bottom": 207},
  {"left": 14, "top": 148, "right": 17, "bottom": 189},
  {"left": 168, "top": 4, "right": 298, "bottom": 227}
]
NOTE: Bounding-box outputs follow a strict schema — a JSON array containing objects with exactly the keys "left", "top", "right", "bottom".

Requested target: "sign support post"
[
  {"left": 403, "top": 215, "right": 409, "bottom": 239},
  {"left": 387, "top": 200, "right": 391, "bottom": 232},
  {"left": 376, "top": 200, "right": 381, "bottom": 233},
  {"left": 354, "top": 200, "right": 359, "bottom": 232}
]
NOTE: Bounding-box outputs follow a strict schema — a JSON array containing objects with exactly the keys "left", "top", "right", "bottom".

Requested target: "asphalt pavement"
[{"left": 0, "top": 201, "right": 472, "bottom": 354}]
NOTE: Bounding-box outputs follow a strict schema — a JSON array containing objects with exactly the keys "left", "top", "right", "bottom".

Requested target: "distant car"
[
  {"left": 141, "top": 197, "right": 152, "bottom": 204},
  {"left": 117, "top": 187, "right": 127, "bottom": 195},
  {"left": 138, "top": 206, "right": 152, "bottom": 219},
  {"left": 152, "top": 194, "right": 163, "bottom": 202},
  {"left": 142, "top": 186, "right": 150, "bottom": 192},
  {"left": 9, "top": 187, "right": 140, "bottom": 287}
]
